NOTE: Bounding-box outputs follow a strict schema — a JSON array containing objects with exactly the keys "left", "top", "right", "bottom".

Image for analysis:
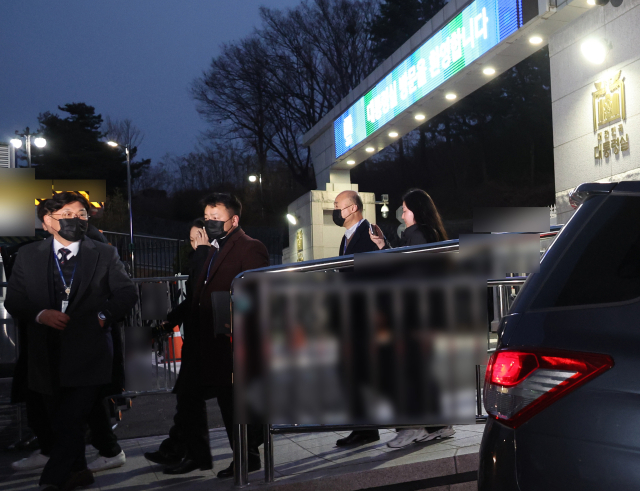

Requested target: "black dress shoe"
[
  {"left": 163, "top": 457, "right": 213, "bottom": 475},
  {"left": 60, "top": 469, "right": 95, "bottom": 491},
  {"left": 145, "top": 449, "right": 183, "bottom": 466},
  {"left": 336, "top": 430, "right": 380, "bottom": 447},
  {"left": 216, "top": 459, "right": 261, "bottom": 479}
]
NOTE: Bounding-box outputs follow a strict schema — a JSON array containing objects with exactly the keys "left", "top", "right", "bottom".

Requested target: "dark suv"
[{"left": 479, "top": 181, "right": 640, "bottom": 491}]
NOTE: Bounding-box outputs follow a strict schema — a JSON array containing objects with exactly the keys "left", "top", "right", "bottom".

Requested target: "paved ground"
[{"left": 0, "top": 424, "right": 483, "bottom": 490}]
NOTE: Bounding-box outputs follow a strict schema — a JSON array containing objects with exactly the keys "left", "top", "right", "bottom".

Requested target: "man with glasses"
[
  {"left": 5, "top": 192, "right": 137, "bottom": 491},
  {"left": 10, "top": 199, "right": 126, "bottom": 476}
]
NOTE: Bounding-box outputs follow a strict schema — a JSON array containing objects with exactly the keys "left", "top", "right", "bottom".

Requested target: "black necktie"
[{"left": 58, "top": 248, "right": 71, "bottom": 266}]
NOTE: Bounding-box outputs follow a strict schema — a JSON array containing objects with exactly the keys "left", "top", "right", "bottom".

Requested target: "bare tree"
[
  {"left": 192, "top": 0, "right": 379, "bottom": 190},
  {"left": 104, "top": 116, "right": 145, "bottom": 150},
  {"left": 192, "top": 36, "right": 273, "bottom": 179}
]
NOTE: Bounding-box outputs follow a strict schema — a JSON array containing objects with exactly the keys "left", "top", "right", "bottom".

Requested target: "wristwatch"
[{"left": 98, "top": 312, "right": 107, "bottom": 322}]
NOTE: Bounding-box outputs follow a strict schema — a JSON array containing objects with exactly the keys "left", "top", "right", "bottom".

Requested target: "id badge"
[{"left": 61, "top": 300, "right": 69, "bottom": 314}]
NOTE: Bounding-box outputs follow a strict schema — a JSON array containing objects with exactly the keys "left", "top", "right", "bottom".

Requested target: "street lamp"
[
  {"left": 107, "top": 140, "right": 135, "bottom": 276},
  {"left": 12, "top": 127, "right": 46, "bottom": 168},
  {"left": 248, "top": 173, "right": 264, "bottom": 218}
]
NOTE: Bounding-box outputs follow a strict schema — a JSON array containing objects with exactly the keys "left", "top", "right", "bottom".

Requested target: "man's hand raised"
[{"left": 39, "top": 310, "right": 70, "bottom": 330}]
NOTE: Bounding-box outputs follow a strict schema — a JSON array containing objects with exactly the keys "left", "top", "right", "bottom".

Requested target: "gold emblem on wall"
[
  {"left": 296, "top": 229, "right": 303, "bottom": 252},
  {"left": 296, "top": 229, "right": 304, "bottom": 262},
  {"left": 593, "top": 71, "right": 630, "bottom": 160}
]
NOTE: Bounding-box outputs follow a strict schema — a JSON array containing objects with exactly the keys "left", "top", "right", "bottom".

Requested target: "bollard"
[
  {"left": 233, "top": 424, "right": 249, "bottom": 487},
  {"left": 264, "top": 424, "right": 275, "bottom": 483}
]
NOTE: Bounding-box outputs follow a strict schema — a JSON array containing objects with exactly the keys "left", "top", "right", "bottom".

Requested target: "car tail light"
[{"left": 483, "top": 348, "right": 613, "bottom": 429}]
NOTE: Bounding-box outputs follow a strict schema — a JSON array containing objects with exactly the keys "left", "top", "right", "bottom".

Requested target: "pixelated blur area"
[
  {"left": 473, "top": 207, "right": 549, "bottom": 233},
  {"left": 233, "top": 253, "right": 487, "bottom": 425},
  {"left": 0, "top": 169, "right": 49, "bottom": 236},
  {"left": 141, "top": 283, "right": 170, "bottom": 320},
  {"left": 459, "top": 233, "right": 541, "bottom": 275}
]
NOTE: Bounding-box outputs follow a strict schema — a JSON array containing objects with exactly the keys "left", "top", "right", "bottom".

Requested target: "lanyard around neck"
[{"left": 53, "top": 243, "right": 78, "bottom": 299}]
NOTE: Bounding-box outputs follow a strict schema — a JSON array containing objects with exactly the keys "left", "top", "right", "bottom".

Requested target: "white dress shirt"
[
  {"left": 344, "top": 218, "right": 364, "bottom": 240},
  {"left": 53, "top": 238, "right": 80, "bottom": 260}
]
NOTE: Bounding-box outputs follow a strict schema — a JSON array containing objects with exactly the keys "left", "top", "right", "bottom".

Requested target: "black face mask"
[
  {"left": 205, "top": 218, "right": 232, "bottom": 242},
  {"left": 58, "top": 218, "right": 88, "bottom": 242},
  {"left": 333, "top": 207, "right": 354, "bottom": 227}
]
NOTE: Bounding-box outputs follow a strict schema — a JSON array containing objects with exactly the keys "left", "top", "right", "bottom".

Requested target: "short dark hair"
[
  {"left": 36, "top": 200, "right": 48, "bottom": 222},
  {"left": 42, "top": 192, "right": 91, "bottom": 217},
  {"left": 191, "top": 218, "right": 205, "bottom": 229},
  {"left": 201, "top": 193, "right": 242, "bottom": 218}
]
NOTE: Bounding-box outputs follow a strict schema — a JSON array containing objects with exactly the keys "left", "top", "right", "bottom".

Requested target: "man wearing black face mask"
[
  {"left": 145, "top": 193, "right": 269, "bottom": 479},
  {"left": 333, "top": 190, "right": 382, "bottom": 447},
  {"left": 5, "top": 192, "right": 137, "bottom": 491}
]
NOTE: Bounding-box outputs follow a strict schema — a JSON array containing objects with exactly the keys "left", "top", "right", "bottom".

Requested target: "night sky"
[{"left": 1, "top": 0, "right": 301, "bottom": 166}]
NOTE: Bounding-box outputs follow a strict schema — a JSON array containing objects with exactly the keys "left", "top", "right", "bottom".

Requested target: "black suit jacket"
[
  {"left": 5, "top": 236, "right": 138, "bottom": 395},
  {"left": 339, "top": 219, "right": 379, "bottom": 256},
  {"left": 188, "top": 228, "right": 268, "bottom": 388}
]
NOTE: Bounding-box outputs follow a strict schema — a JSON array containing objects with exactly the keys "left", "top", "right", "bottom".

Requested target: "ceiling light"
[
  {"left": 529, "top": 36, "right": 543, "bottom": 45},
  {"left": 388, "top": 131, "right": 398, "bottom": 137},
  {"left": 587, "top": 0, "right": 595, "bottom": 4},
  {"left": 414, "top": 114, "right": 426, "bottom": 121},
  {"left": 581, "top": 38, "right": 608, "bottom": 64},
  {"left": 346, "top": 159, "right": 355, "bottom": 165},
  {"left": 445, "top": 93, "right": 457, "bottom": 100},
  {"left": 9, "top": 138, "right": 22, "bottom": 149},
  {"left": 483, "top": 67, "right": 496, "bottom": 75},
  {"left": 366, "top": 146, "right": 375, "bottom": 153}
]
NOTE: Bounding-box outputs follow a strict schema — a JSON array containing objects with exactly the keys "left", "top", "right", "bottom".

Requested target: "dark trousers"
[
  {"left": 161, "top": 385, "right": 263, "bottom": 465},
  {"left": 87, "top": 398, "right": 122, "bottom": 458},
  {"left": 26, "top": 389, "right": 54, "bottom": 455},
  {"left": 27, "top": 389, "right": 121, "bottom": 458},
  {"left": 40, "top": 385, "right": 102, "bottom": 486},
  {"left": 216, "top": 386, "right": 263, "bottom": 463}
]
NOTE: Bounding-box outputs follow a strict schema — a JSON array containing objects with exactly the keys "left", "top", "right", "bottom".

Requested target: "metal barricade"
[
  {"left": 117, "top": 276, "right": 189, "bottom": 398},
  {"left": 231, "top": 226, "right": 562, "bottom": 487}
]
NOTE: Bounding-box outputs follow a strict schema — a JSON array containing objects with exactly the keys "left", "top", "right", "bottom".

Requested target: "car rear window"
[{"left": 530, "top": 195, "right": 640, "bottom": 309}]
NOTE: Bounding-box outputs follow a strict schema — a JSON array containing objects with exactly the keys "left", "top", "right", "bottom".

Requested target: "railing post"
[
  {"left": 476, "top": 365, "right": 483, "bottom": 417},
  {"left": 264, "top": 424, "right": 274, "bottom": 483},
  {"left": 233, "top": 424, "right": 249, "bottom": 487}
]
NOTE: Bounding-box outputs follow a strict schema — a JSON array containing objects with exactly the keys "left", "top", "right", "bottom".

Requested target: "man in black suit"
[
  {"left": 10, "top": 199, "right": 126, "bottom": 475},
  {"left": 5, "top": 192, "right": 137, "bottom": 491},
  {"left": 145, "top": 193, "right": 269, "bottom": 479},
  {"left": 333, "top": 190, "right": 381, "bottom": 447}
]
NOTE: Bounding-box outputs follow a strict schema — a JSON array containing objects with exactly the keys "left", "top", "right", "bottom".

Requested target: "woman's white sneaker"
[
  {"left": 11, "top": 450, "right": 50, "bottom": 471},
  {"left": 387, "top": 429, "right": 429, "bottom": 448},
  {"left": 87, "top": 450, "right": 126, "bottom": 472},
  {"left": 418, "top": 426, "right": 456, "bottom": 442}
]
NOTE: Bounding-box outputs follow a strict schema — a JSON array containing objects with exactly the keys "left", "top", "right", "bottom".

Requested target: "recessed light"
[
  {"left": 529, "top": 36, "right": 543, "bottom": 45},
  {"left": 483, "top": 67, "right": 496, "bottom": 75},
  {"left": 445, "top": 93, "right": 457, "bottom": 100},
  {"left": 388, "top": 131, "right": 399, "bottom": 137},
  {"left": 366, "top": 147, "right": 375, "bottom": 153},
  {"left": 414, "top": 114, "right": 426, "bottom": 121},
  {"left": 346, "top": 159, "right": 355, "bottom": 165}
]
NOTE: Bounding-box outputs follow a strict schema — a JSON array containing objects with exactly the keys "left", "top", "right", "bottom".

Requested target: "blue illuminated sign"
[{"left": 334, "top": 0, "right": 524, "bottom": 158}]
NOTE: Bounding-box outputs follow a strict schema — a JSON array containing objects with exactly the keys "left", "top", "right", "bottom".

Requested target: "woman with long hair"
[
  {"left": 369, "top": 189, "right": 455, "bottom": 449},
  {"left": 370, "top": 188, "right": 448, "bottom": 249}
]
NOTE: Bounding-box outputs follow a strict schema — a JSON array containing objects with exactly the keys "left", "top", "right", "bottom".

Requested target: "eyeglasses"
[{"left": 50, "top": 211, "right": 89, "bottom": 220}]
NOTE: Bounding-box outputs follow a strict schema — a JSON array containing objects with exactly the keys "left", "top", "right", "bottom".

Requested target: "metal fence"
[
  {"left": 102, "top": 231, "right": 185, "bottom": 279},
  {"left": 230, "top": 226, "right": 562, "bottom": 487}
]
